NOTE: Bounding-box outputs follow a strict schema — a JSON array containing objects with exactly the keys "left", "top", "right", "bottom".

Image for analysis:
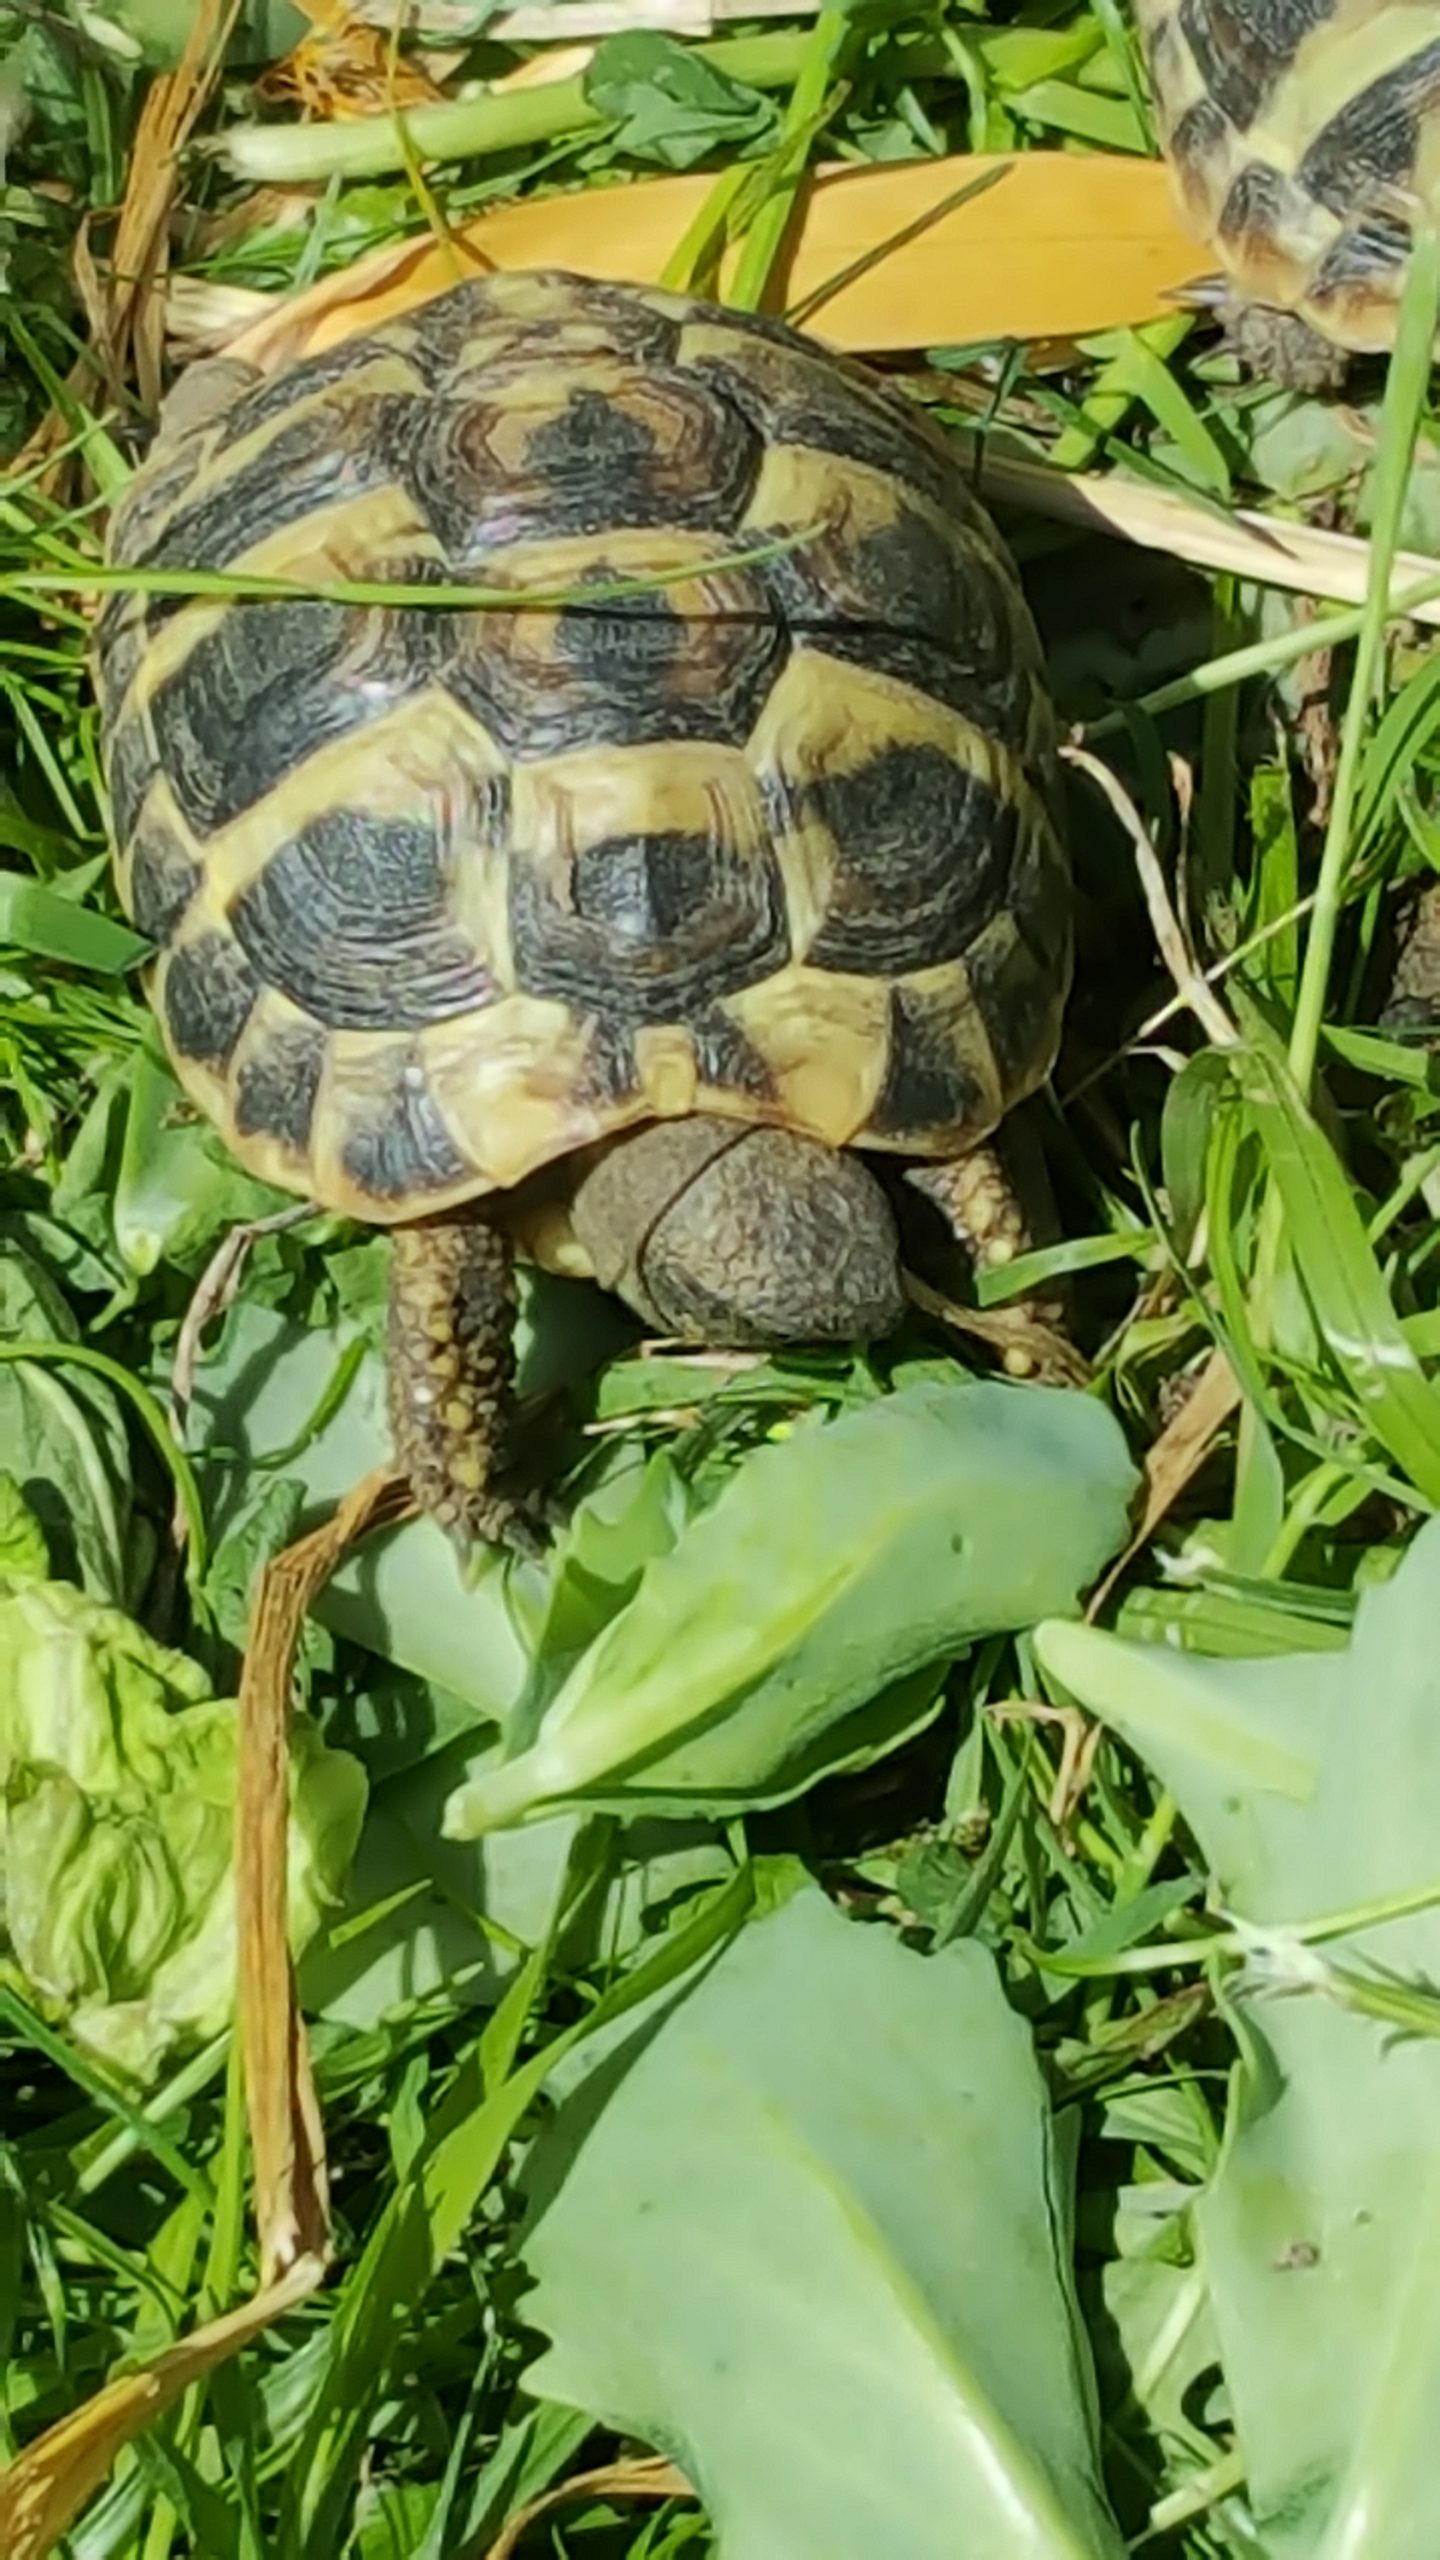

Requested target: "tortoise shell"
[
  {"left": 97, "top": 270, "right": 1069, "bottom": 1227},
  {"left": 1138, "top": 0, "right": 1440, "bottom": 352}
]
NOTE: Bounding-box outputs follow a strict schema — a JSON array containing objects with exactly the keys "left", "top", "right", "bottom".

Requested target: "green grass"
[{"left": 4, "top": 4, "right": 1440, "bottom": 2556}]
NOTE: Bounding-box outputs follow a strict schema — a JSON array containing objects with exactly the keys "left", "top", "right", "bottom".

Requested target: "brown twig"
[{"left": 236, "top": 1466, "right": 412, "bottom": 2281}]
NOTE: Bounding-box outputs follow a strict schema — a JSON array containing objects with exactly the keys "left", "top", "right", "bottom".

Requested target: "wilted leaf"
[
  {"left": 521, "top": 1887, "right": 1126, "bottom": 2560},
  {"left": 445, "top": 1378, "right": 1138, "bottom": 1837},
  {"left": 1037, "top": 1518, "right": 1440, "bottom": 2560},
  {"left": 0, "top": 1519, "right": 365, "bottom": 2081}
]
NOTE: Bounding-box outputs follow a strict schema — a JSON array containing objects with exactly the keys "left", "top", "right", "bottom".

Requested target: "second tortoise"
[
  {"left": 1139, "top": 0, "right": 1440, "bottom": 387},
  {"left": 97, "top": 269, "right": 1071, "bottom": 1551}
]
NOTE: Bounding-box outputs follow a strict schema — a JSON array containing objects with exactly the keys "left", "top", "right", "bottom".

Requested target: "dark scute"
[
  {"left": 1216, "top": 159, "right": 1291, "bottom": 250},
  {"left": 127, "top": 817, "right": 202, "bottom": 944},
  {"left": 693, "top": 344, "right": 961, "bottom": 518},
  {"left": 559, "top": 587, "right": 785, "bottom": 748},
  {"left": 531, "top": 385, "right": 656, "bottom": 477},
  {"left": 1311, "top": 208, "right": 1413, "bottom": 295},
  {"left": 383, "top": 373, "right": 761, "bottom": 560},
  {"left": 1169, "top": 95, "right": 1233, "bottom": 161},
  {"left": 150, "top": 594, "right": 435, "bottom": 839},
  {"left": 765, "top": 511, "right": 1034, "bottom": 745},
  {"left": 1299, "top": 41, "right": 1440, "bottom": 213},
  {"left": 230, "top": 807, "right": 495, "bottom": 1031},
  {"left": 511, "top": 828, "right": 789, "bottom": 1021},
  {"left": 163, "top": 933, "right": 260, "bottom": 1071},
  {"left": 446, "top": 579, "right": 786, "bottom": 757},
  {"left": 105, "top": 710, "right": 158, "bottom": 849},
  {"left": 211, "top": 338, "right": 400, "bottom": 450},
  {"left": 690, "top": 1007, "right": 778, "bottom": 1100},
  {"left": 107, "top": 440, "right": 208, "bottom": 568},
  {"left": 518, "top": 376, "right": 760, "bottom": 534},
  {"left": 871, "top": 981, "right": 988, "bottom": 1142},
  {"left": 341, "top": 1051, "right": 472, "bottom": 1201},
  {"left": 134, "top": 407, "right": 400, "bottom": 624},
  {"left": 1178, "top": 0, "right": 1333, "bottom": 132},
  {"left": 234, "top": 1022, "right": 328, "bottom": 1153},
  {"left": 802, "top": 744, "right": 1017, "bottom": 977},
  {"left": 95, "top": 599, "right": 146, "bottom": 717},
  {"left": 966, "top": 907, "right": 1065, "bottom": 1094},
  {"left": 409, "top": 277, "right": 684, "bottom": 383},
  {"left": 574, "top": 1014, "right": 642, "bottom": 1109}
]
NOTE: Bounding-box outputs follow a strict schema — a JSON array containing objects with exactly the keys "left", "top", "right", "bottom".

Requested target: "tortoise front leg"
[{"left": 387, "top": 1209, "right": 532, "bottom": 1554}]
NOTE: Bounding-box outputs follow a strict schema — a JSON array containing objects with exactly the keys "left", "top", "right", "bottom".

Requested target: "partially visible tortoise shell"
[
  {"left": 1138, "top": 0, "right": 1440, "bottom": 352},
  {"left": 97, "top": 270, "right": 1068, "bottom": 1227}
]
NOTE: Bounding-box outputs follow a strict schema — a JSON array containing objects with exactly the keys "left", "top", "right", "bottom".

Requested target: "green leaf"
[
  {"left": 0, "top": 1242, "right": 132, "bottom": 1600},
  {"left": 1036, "top": 1517, "right": 1440, "bottom": 2559},
  {"left": 1232, "top": 1042, "right": 1440, "bottom": 1505},
  {"left": 584, "top": 32, "right": 778, "bottom": 168},
  {"left": 0, "top": 1475, "right": 49, "bottom": 1580},
  {"left": 0, "top": 874, "right": 148, "bottom": 973},
  {"left": 192, "top": 1280, "right": 630, "bottom": 1720},
  {"left": 521, "top": 1888, "right": 1126, "bottom": 2560},
  {"left": 113, "top": 1037, "right": 292, "bottom": 1276},
  {"left": 445, "top": 1379, "right": 1138, "bottom": 1837}
]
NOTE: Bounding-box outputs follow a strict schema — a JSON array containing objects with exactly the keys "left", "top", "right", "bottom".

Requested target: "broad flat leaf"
[
  {"left": 113, "top": 1040, "right": 292, "bottom": 1276},
  {"left": 308, "top": 1763, "right": 731, "bottom": 2029},
  {"left": 1037, "top": 1520, "right": 1440, "bottom": 2560},
  {"left": 190, "top": 1277, "right": 630, "bottom": 1720},
  {"left": 445, "top": 1378, "right": 1138, "bottom": 1836},
  {"left": 521, "top": 1887, "right": 1125, "bottom": 2560}
]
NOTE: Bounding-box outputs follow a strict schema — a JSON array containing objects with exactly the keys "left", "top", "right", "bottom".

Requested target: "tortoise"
[
  {"left": 95, "top": 269, "right": 1070, "bottom": 1554},
  {"left": 1138, "top": 0, "right": 1440, "bottom": 388}
]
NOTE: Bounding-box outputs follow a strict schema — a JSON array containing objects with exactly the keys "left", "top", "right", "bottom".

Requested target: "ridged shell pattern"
[
  {"left": 1138, "top": 0, "right": 1440, "bottom": 348},
  {"left": 98, "top": 270, "right": 1069, "bottom": 1223}
]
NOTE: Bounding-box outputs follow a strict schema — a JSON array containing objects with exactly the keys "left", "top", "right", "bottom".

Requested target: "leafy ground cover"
[{"left": 3, "top": 3, "right": 1440, "bottom": 2555}]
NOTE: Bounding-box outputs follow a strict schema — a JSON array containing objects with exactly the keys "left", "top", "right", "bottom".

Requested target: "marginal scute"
[
  {"left": 233, "top": 1018, "right": 328, "bottom": 1154},
  {"left": 338, "top": 1046, "right": 474, "bottom": 1203},
  {"left": 126, "top": 816, "right": 203, "bottom": 944},
  {"left": 162, "top": 933, "right": 261, "bottom": 1072},
  {"left": 102, "top": 267, "right": 1069, "bottom": 1216},
  {"left": 104, "top": 709, "right": 158, "bottom": 849},
  {"left": 867, "top": 973, "right": 1000, "bottom": 1151},
  {"left": 1297, "top": 40, "right": 1440, "bottom": 211}
]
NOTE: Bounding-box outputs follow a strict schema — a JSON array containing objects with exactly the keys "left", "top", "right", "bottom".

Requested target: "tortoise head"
[{"left": 566, "top": 1115, "right": 905, "bottom": 1349}]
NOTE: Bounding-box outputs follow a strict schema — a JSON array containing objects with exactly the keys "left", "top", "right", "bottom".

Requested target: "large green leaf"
[
  {"left": 191, "top": 1276, "right": 632, "bottom": 1720},
  {"left": 1037, "top": 1522, "right": 1440, "bottom": 2560},
  {"left": 520, "top": 1887, "right": 1125, "bottom": 2560},
  {"left": 0, "top": 1242, "right": 132, "bottom": 1602},
  {"left": 446, "top": 1377, "right": 1138, "bottom": 1836}
]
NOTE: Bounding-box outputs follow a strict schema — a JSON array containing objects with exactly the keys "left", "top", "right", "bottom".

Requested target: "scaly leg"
[
  {"left": 387, "top": 1210, "right": 534, "bottom": 1555},
  {"left": 904, "top": 1115, "right": 1082, "bottom": 1383}
]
